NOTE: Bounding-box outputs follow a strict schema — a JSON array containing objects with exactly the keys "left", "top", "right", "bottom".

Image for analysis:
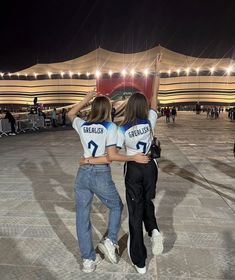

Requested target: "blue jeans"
[{"left": 74, "top": 164, "right": 123, "bottom": 261}]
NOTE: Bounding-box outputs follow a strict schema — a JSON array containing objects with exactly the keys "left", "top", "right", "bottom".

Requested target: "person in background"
[
  {"left": 206, "top": 107, "right": 211, "bottom": 118},
  {"left": 4, "top": 110, "right": 16, "bottom": 135},
  {"left": 165, "top": 107, "right": 170, "bottom": 123},
  {"left": 171, "top": 106, "right": 177, "bottom": 122},
  {"left": 38, "top": 108, "right": 46, "bottom": 127},
  {"left": 62, "top": 108, "right": 67, "bottom": 126},
  {"left": 51, "top": 108, "right": 57, "bottom": 127}
]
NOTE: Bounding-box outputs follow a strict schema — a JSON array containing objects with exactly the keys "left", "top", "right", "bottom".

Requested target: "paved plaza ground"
[{"left": 0, "top": 112, "right": 234, "bottom": 280}]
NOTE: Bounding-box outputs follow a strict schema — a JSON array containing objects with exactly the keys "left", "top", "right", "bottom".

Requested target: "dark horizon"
[{"left": 1, "top": 0, "right": 235, "bottom": 72}]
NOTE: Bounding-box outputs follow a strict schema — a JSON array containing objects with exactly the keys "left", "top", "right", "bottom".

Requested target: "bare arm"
[
  {"left": 68, "top": 91, "right": 95, "bottom": 122},
  {"left": 79, "top": 155, "right": 111, "bottom": 165},
  {"left": 151, "top": 54, "right": 161, "bottom": 111},
  {"left": 107, "top": 146, "right": 150, "bottom": 163}
]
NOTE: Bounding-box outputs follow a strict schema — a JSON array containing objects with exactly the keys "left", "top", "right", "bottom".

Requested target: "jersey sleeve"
[
  {"left": 106, "top": 122, "right": 117, "bottom": 147},
  {"left": 148, "top": 109, "right": 158, "bottom": 130},
  {"left": 116, "top": 126, "right": 125, "bottom": 149},
  {"left": 72, "top": 117, "right": 85, "bottom": 134}
]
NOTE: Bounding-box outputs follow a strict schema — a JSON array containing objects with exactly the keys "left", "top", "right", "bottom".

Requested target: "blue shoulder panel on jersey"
[
  {"left": 119, "top": 119, "right": 149, "bottom": 133},
  {"left": 81, "top": 122, "right": 91, "bottom": 126},
  {"left": 136, "top": 118, "right": 149, "bottom": 125},
  {"left": 119, "top": 123, "right": 132, "bottom": 133},
  {"left": 102, "top": 121, "right": 112, "bottom": 129}
]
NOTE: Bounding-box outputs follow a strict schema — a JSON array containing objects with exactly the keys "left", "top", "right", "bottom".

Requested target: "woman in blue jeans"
[{"left": 68, "top": 92, "right": 148, "bottom": 273}]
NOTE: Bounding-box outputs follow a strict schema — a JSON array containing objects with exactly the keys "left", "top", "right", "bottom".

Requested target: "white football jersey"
[
  {"left": 117, "top": 109, "right": 158, "bottom": 156},
  {"left": 72, "top": 117, "right": 117, "bottom": 158}
]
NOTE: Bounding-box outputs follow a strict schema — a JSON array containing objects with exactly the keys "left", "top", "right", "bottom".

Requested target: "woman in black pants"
[{"left": 108, "top": 56, "right": 163, "bottom": 274}]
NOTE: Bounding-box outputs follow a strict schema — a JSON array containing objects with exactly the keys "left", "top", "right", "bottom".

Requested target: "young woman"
[
  {"left": 68, "top": 92, "right": 148, "bottom": 273},
  {"left": 107, "top": 57, "right": 163, "bottom": 274}
]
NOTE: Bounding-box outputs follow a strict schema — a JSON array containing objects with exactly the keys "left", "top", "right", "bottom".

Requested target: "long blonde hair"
[
  {"left": 122, "top": 92, "right": 149, "bottom": 125},
  {"left": 87, "top": 96, "right": 112, "bottom": 122}
]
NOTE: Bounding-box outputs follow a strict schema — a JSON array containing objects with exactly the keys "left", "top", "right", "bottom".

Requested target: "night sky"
[{"left": 1, "top": 0, "right": 235, "bottom": 72}]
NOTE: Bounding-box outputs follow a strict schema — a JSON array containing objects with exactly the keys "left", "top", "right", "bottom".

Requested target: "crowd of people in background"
[
  {"left": 159, "top": 106, "right": 177, "bottom": 123},
  {"left": 1, "top": 102, "right": 235, "bottom": 138},
  {"left": 206, "top": 106, "right": 221, "bottom": 119},
  {"left": 0, "top": 106, "right": 70, "bottom": 136},
  {"left": 204, "top": 106, "right": 235, "bottom": 121}
]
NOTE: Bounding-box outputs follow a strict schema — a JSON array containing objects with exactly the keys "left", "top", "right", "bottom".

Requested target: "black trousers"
[
  {"left": 125, "top": 160, "right": 159, "bottom": 268},
  {"left": 10, "top": 122, "right": 16, "bottom": 133}
]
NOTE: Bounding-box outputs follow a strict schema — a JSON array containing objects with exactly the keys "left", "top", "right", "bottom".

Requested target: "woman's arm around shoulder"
[{"left": 107, "top": 146, "right": 150, "bottom": 163}]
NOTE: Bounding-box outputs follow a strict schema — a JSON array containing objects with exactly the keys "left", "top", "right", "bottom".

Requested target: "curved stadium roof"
[{"left": 14, "top": 45, "right": 234, "bottom": 76}]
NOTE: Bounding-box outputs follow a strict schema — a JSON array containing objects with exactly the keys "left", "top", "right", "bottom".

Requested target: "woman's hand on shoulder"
[{"left": 133, "top": 153, "right": 150, "bottom": 164}]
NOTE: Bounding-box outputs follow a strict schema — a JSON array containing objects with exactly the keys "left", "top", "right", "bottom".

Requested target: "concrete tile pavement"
[{"left": 0, "top": 111, "right": 234, "bottom": 279}]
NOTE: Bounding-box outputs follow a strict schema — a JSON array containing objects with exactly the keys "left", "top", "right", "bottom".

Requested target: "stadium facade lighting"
[
  {"left": 95, "top": 70, "right": 101, "bottom": 78},
  {"left": 144, "top": 69, "right": 149, "bottom": 76},
  {"left": 226, "top": 66, "right": 233, "bottom": 75},
  {"left": 210, "top": 66, "right": 215, "bottom": 74},
  {"left": 130, "top": 69, "right": 135, "bottom": 76},
  {"left": 121, "top": 69, "right": 127, "bottom": 77}
]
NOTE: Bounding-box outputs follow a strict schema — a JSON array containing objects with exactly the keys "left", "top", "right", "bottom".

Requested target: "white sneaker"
[
  {"left": 82, "top": 254, "right": 102, "bottom": 273},
  {"left": 98, "top": 238, "right": 118, "bottom": 264},
  {"left": 151, "top": 229, "right": 163, "bottom": 255},
  {"left": 134, "top": 265, "right": 147, "bottom": 274}
]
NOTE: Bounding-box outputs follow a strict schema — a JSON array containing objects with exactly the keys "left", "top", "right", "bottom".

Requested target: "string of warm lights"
[{"left": 0, "top": 66, "right": 234, "bottom": 79}]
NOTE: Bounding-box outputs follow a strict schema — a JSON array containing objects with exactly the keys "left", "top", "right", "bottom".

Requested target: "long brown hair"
[
  {"left": 87, "top": 96, "right": 112, "bottom": 122},
  {"left": 122, "top": 92, "right": 149, "bottom": 125}
]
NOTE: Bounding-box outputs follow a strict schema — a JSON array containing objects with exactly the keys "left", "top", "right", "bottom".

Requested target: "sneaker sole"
[
  {"left": 152, "top": 234, "right": 163, "bottom": 255},
  {"left": 82, "top": 267, "right": 95, "bottom": 273},
  {"left": 134, "top": 265, "right": 147, "bottom": 274},
  {"left": 98, "top": 243, "right": 117, "bottom": 264}
]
